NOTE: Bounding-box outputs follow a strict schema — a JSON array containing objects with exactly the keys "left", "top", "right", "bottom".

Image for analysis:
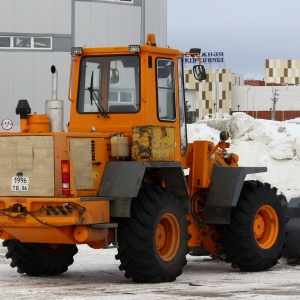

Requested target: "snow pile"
[{"left": 187, "top": 112, "right": 300, "bottom": 201}]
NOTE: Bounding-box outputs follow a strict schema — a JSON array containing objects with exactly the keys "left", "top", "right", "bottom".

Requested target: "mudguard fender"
[
  {"left": 203, "top": 166, "right": 267, "bottom": 224},
  {"left": 98, "top": 161, "right": 189, "bottom": 217},
  {"left": 283, "top": 197, "right": 300, "bottom": 260}
]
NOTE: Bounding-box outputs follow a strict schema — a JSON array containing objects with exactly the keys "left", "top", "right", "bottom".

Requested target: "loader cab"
[{"left": 68, "top": 35, "right": 205, "bottom": 162}]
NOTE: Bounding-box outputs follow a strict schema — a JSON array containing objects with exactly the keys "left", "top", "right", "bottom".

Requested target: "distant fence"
[{"left": 230, "top": 110, "right": 300, "bottom": 121}]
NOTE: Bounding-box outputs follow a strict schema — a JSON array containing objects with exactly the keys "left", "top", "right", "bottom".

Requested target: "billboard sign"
[{"left": 185, "top": 52, "right": 224, "bottom": 65}]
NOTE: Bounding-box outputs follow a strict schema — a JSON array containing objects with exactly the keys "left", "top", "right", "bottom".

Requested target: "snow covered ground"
[
  {"left": 1, "top": 244, "right": 300, "bottom": 300},
  {"left": 188, "top": 112, "right": 300, "bottom": 202}
]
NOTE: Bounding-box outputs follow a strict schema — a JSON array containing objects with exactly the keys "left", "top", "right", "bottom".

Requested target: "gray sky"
[{"left": 167, "top": 0, "right": 300, "bottom": 80}]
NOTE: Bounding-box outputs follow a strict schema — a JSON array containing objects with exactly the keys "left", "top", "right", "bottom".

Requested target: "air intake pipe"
[{"left": 15, "top": 99, "right": 31, "bottom": 132}]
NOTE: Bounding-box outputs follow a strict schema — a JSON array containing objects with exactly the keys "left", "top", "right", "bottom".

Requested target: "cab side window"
[{"left": 156, "top": 59, "right": 176, "bottom": 121}]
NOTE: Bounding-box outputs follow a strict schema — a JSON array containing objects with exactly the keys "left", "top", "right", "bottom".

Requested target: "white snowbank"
[{"left": 187, "top": 112, "right": 300, "bottom": 201}]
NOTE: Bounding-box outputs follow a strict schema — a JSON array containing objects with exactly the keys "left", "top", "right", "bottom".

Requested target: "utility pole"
[{"left": 271, "top": 88, "right": 279, "bottom": 120}]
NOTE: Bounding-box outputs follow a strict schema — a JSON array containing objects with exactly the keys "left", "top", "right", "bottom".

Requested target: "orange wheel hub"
[
  {"left": 156, "top": 213, "right": 180, "bottom": 261},
  {"left": 253, "top": 205, "right": 278, "bottom": 249}
]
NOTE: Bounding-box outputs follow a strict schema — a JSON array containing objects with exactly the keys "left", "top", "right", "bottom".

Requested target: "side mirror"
[
  {"left": 110, "top": 68, "right": 119, "bottom": 84},
  {"left": 189, "top": 48, "right": 201, "bottom": 55},
  {"left": 193, "top": 65, "right": 206, "bottom": 81}
]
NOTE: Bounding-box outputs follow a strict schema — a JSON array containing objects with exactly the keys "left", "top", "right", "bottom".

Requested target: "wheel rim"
[
  {"left": 156, "top": 213, "right": 180, "bottom": 261},
  {"left": 253, "top": 205, "right": 278, "bottom": 249}
]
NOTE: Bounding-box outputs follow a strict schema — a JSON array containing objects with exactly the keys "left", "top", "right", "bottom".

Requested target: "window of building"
[
  {"left": 0, "top": 37, "right": 10, "bottom": 47},
  {"left": 109, "top": 91, "right": 133, "bottom": 103},
  {"left": 14, "top": 37, "right": 31, "bottom": 48},
  {"left": 0, "top": 36, "right": 52, "bottom": 49},
  {"left": 104, "top": 0, "right": 133, "bottom": 3},
  {"left": 33, "top": 37, "right": 52, "bottom": 48}
]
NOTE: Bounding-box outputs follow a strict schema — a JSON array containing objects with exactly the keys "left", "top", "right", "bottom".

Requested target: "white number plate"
[{"left": 11, "top": 176, "right": 29, "bottom": 192}]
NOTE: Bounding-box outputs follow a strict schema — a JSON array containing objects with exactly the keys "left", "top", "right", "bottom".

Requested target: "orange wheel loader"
[{"left": 0, "top": 34, "right": 289, "bottom": 283}]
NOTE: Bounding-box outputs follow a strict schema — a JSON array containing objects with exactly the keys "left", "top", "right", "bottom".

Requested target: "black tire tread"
[
  {"left": 3, "top": 240, "right": 78, "bottom": 276},
  {"left": 116, "top": 185, "right": 190, "bottom": 283},
  {"left": 218, "top": 180, "right": 286, "bottom": 272}
]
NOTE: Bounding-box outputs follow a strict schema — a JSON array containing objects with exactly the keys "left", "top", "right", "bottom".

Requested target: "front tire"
[
  {"left": 116, "top": 185, "right": 190, "bottom": 283},
  {"left": 3, "top": 240, "right": 78, "bottom": 276},
  {"left": 218, "top": 180, "right": 286, "bottom": 271}
]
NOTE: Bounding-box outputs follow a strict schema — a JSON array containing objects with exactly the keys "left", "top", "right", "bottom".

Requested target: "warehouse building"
[{"left": 0, "top": 0, "right": 167, "bottom": 131}]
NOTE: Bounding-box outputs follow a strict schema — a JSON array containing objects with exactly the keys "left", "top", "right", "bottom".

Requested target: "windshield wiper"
[{"left": 87, "top": 71, "right": 109, "bottom": 118}]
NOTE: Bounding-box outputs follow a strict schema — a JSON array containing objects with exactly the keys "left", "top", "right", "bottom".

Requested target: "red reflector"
[{"left": 61, "top": 160, "right": 71, "bottom": 195}]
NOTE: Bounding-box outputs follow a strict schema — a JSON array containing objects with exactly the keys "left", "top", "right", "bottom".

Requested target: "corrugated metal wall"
[
  {"left": 0, "top": 0, "right": 167, "bottom": 131},
  {"left": 0, "top": 0, "right": 72, "bottom": 131}
]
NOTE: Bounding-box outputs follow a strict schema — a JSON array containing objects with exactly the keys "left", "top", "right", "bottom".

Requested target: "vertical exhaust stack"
[
  {"left": 51, "top": 65, "right": 58, "bottom": 101},
  {"left": 45, "top": 65, "right": 64, "bottom": 132}
]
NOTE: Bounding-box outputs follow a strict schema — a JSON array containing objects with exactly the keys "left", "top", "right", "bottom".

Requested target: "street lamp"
[
  {"left": 271, "top": 88, "right": 279, "bottom": 121},
  {"left": 237, "top": 104, "right": 240, "bottom": 111}
]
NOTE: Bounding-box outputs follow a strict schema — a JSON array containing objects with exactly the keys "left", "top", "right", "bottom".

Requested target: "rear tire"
[
  {"left": 218, "top": 180, "right": 286, "bottom": 271},
  {"left": 3, "top": 240, "right": 78, "bottom": 276},
  {"left": 116, "top": 185, "right": 190, "bottom": 283}
]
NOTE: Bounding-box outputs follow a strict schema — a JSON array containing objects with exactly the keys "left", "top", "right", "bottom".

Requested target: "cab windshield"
[{"left": 77, "top": 55, "right": 140, "bottom": 115}]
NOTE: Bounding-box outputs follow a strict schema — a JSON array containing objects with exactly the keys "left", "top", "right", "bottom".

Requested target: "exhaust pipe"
[
  {"left": 51, "top": 65, "right": 58, "bottom": 101},
  {"left": 45, "top": 65, "right": 64, "bottom": 132}
]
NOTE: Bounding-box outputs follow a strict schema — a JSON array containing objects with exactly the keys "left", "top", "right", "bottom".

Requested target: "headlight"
[
  {"left": 71, "top": 47, "right": 83, "bottom": 56},
  {"left": 128, "top": 45, "right": 140, "bottom": 52}
]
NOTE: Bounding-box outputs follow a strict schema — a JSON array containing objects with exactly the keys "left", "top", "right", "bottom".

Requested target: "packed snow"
[
  {"left": 188, "top": 112, "right": 300, "bottom": 202},
  {"left": 2, "top": 244, "right": 300, "bottom": 300}
]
